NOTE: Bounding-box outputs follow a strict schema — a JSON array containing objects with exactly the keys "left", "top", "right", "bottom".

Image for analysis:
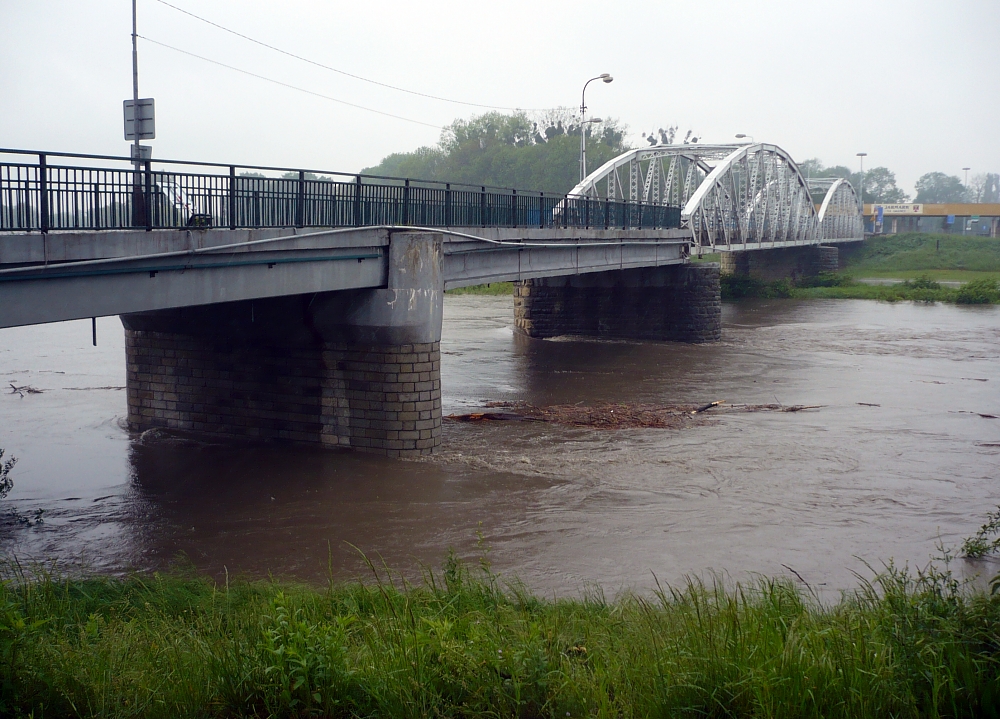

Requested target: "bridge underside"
[{"left": 0, "top": 226, "right": 688, "bottom": 329}]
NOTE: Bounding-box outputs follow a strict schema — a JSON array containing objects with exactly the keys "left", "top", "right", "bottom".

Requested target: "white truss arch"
[
  {"left": 680, "top": 144, "right": 819, "bottom": 251},
  {"left": 568, "top": 145, "right": 739, "bottom": 208},
  {"left": 812, "top": 178, "right": 864, "bottom": 241},
  {"left": 572, "top": 142, "right": 864, "bottom": 251}
]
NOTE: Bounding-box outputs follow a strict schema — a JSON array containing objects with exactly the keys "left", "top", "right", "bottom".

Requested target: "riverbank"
[{"left": 2, "top": 558, "right": 999, "bottom": 718}]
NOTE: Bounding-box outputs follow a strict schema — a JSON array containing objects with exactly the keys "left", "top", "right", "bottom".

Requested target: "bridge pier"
[
  {"left": 513, "top": 263, "right": 721, "bottom": 343},
  {"left": 122, "top": 233, "right": 444, "bottom": 456},
  {"left": 719, "top": 245, "right": 839, "bottom": 281}
]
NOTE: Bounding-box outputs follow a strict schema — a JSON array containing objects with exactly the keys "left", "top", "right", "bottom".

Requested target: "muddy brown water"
[{"left": 1, "top": 296, "right": 998, "bottom": 597}]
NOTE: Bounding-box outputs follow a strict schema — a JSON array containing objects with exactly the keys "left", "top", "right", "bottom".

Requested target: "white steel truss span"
[
  {"left": 812, "top": 178, "right": 864, "bottom": 242},
  {"left": 570, "top": 143, "right": 864, "bottom": 252}
]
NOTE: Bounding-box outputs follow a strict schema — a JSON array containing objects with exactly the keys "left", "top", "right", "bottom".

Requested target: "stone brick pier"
[
  {"left": 719, "top": 245, "right": 840, "bottom": 281},
  {"left": 122, "top": 233, "right": 444, "bottom": 457},
  {"left": 513, "top": 263, "right": 722, "bottom": 343}
]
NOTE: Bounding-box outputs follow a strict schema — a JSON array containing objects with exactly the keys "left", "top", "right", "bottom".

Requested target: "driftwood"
[
  {"left": 445, "top": 401, "right": 826, "bottom": 430},
  {"left": 9, "top": 383, "right": 44, "bottom": 398}
]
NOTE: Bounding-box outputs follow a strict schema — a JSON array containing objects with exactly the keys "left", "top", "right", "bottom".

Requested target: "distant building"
[{"left": 862, "top": 203, "right": 999, "bottom": 237}]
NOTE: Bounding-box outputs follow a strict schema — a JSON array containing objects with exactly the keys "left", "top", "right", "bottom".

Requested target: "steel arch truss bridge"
[{"left": 569, "top": 143, "right": 864, "bottom": 252}]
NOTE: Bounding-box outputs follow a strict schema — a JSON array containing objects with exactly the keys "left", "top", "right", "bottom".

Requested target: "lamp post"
[
  {"left": 580, "top": 74, "right": 613, "bottom": 182},
  {"left": 856, "top": 152, "right": 867, "bottom": 211},
  {"left": 735, "top": 133, "right": 754, "bottom": 144},
  {"left": 962, "top": 168, "right": 971, "bottom": 234}
]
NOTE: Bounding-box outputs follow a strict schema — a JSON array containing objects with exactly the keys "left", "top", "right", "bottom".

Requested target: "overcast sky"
[{"left": 2, "top": 0, "right": 997, "bottom": 194}]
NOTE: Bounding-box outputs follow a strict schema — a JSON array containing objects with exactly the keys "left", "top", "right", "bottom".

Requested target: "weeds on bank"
[
  {"left": 1, "top": 551, "right": 1000, "bottom": 718},
  {"left": 446, "top": 282, "right": 515, "bottom": 296},
  {"left": 722, "top": 272, "right": 1000, "bottom": 304}
]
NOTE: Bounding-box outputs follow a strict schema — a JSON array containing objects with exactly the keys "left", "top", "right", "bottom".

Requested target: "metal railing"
[{"left": 0, "top": 149, "right": 681, "bottom": 233}]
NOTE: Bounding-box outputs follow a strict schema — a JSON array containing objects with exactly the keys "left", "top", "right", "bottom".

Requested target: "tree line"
[
  {"left": 358, "top": 111, "right": 997, "bottom": 205},
  {"left": 800, "top": 159, "right": 999, "bottom": 205}
]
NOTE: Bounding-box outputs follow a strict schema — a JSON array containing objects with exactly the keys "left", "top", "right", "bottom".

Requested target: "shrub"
[
  {"left": 956, "top": 278, "right": 1000, "bottom": 305},
  {"left": 902, "top": 274, "right": 942, "bottom": 290}
]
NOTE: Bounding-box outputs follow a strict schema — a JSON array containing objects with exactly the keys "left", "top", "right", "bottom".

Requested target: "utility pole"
[{"left": 131, "top": 0, "right": 144, "bottom": 226}]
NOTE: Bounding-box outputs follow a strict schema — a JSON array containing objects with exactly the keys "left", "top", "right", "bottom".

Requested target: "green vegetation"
[
  {"left": 0, "top": 449, "right": 15, "bottom": 500},
  {"left": 963, "top": 506, "right": 1000, "bottom": 559},
  {"left": 446, "top": 282, "right": 515, "bottom": 296},
  {"left": 718, "top": 235, "right": 1000, "bottom": 304},
  {"left": 0, "top": 554, "right": 999, "bottom": 719},
  {"left": 362, "top": 112, "right": 630, "bottom": 195},
  {"left": 844, "top": 234, "right": 1000, "bottom": 277},
  {"left": 722, "top": 274, "right": 1000, "bottom": 304}
]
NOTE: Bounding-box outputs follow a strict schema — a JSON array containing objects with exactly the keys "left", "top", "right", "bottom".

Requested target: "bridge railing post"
[
  {"left": 92, "top": 182, "right": 100, "bottom": 230},
  {"left": 228, "top": 165, "right": 236, "bottom": 230},
  {"left": 511, "top": 188, "right": 517, "bottom": 228},
  {"left": 353, "top": 175, "right": 362, "bottom": 227},
  {"left": 38, "top": 153, "right": 48, "bottom": 233},
  {"left": 296, "top": 170, "right": 305, "bottom": 228},
  {"left": 538, "top": 192, "right": 544, "bottom": 229},
  {"left": 563, "top": 195, "right": 568, "bottom": 229},
  {"left": 402, "top": 179, "right": 410, "bottom": 226},
  {"left": 144, "top": 159, "right": 153, "bottom": 232},
  {"left": 480, "top": 186, "right": 486, "bottom": 228},
  {"left": 445, "top": 183, "right": 452, "bottom": 227}
]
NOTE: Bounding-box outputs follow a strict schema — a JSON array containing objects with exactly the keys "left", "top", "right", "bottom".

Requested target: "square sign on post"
[{"left": 124, "top": 98, "right": 155, "bottom": 140}]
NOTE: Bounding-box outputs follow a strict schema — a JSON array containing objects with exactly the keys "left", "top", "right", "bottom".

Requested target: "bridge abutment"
[
  {"left": 719, "top": 245, "right": 839, "bottom": 281},
  {"left": 122, "top": 232, "right": 444, "bottom": 457},
  {"left": 513, "top": 263, "right": 721, "bottom": 343}
]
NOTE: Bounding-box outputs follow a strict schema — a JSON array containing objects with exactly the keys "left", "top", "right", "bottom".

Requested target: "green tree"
[
  {"left": 859, "top": 167, "right": 909, "bottom": 203},
  {"left": 362, "top": 111, "right": 631, "bottom": 195},
  {"left": 914, "top": 172, "right": 968, "bottom": 203}
]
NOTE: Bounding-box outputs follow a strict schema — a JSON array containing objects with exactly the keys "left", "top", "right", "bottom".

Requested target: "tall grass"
[{"left": 1, "top": 556, "right": 998, "bottom": 718}]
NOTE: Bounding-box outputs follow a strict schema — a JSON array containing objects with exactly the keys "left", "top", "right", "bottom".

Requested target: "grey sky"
[{"left": 2, "top": 0, "right": 997, "bottom": 195}]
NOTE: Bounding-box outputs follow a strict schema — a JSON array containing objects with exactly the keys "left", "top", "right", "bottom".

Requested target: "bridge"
[{"left": 0, "top": 144, "right": 863, "bottom": 457}]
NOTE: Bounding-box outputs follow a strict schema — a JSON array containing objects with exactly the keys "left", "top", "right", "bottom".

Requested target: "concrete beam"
[{"left": 0, "top": 247, "right": 386, "bottom": 328}]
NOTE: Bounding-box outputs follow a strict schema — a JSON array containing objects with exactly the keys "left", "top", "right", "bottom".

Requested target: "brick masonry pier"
[
  {"left": 123, "top": 329, "right": 441, "bottom": 456},
  {"left": 513, "top": 263, "right": 721, "bottom": 343},
  {"left": 719, "top": 245, "right": 840, "bottom": 281},
  {"left": 122, "top": 232, "right": 445, "bottom": 457}
]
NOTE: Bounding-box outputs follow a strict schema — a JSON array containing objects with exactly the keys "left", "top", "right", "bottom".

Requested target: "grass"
[
  {"left": 844, "top": 234, "right": 1000, "bottom": 277},
  {"left": 446, "top": 282, "right": 515, "bottom": 296},
  {"left": 1, "top": 555, "right": 1000, "bottom": 718},
  {"left": 721, "top": 273, "right": 1000, "bottom": 305}
]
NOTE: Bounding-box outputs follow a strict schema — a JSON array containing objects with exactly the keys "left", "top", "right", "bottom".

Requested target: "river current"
[{"left": 1, "top": 296, "right": 998, "bottom": 596}]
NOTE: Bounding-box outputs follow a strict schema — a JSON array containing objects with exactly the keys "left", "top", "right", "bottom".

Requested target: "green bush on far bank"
[
  {"left": 2, "top": 556, "right": 1000, "bottom": 719},
  {"left": 446, "top": 282, "right": 514, "bottom": 296}
]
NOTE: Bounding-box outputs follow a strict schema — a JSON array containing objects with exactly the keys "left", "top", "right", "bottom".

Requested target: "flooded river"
[{"left": 1, "top": 296, "right": 998, "bottom": 596}]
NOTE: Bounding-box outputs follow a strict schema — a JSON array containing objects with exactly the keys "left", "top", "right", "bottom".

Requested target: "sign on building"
[
  {"left": 879, "top": 204, "right": 924, "bottom": 215},
  {"left": 877, "top": 204, "right": 923, "bottom": 215},
  {"left": 124, "top": 98, "right": 155, "bottom": 140}
]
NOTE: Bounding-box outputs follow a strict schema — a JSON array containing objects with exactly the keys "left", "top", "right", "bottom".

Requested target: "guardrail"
[{"left": 0, "top": 149, "right": 681, "bottom": 233}]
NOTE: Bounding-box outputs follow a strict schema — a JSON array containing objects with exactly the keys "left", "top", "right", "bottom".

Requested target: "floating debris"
[
  {"left": 8, "top": 383, "right": 44, "bottom": 398},
  {"left": 445, "top": 401, "right": 825, "bottom": 430}
]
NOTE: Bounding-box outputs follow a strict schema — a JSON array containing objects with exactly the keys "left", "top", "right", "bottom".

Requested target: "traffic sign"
[{"left": 124, "top": 98, "right": 155, "bottom": 140}]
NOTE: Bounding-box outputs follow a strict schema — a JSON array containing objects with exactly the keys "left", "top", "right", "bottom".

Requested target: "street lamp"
[
  {"left": 580, "top": 73, "right": 613, "bottom": 182},
  {"left": 856, "top": 152, "right": 867, "bottom": 213},
  {"left": 735, "top": 133, "right": 754, "bottom": 143}
]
